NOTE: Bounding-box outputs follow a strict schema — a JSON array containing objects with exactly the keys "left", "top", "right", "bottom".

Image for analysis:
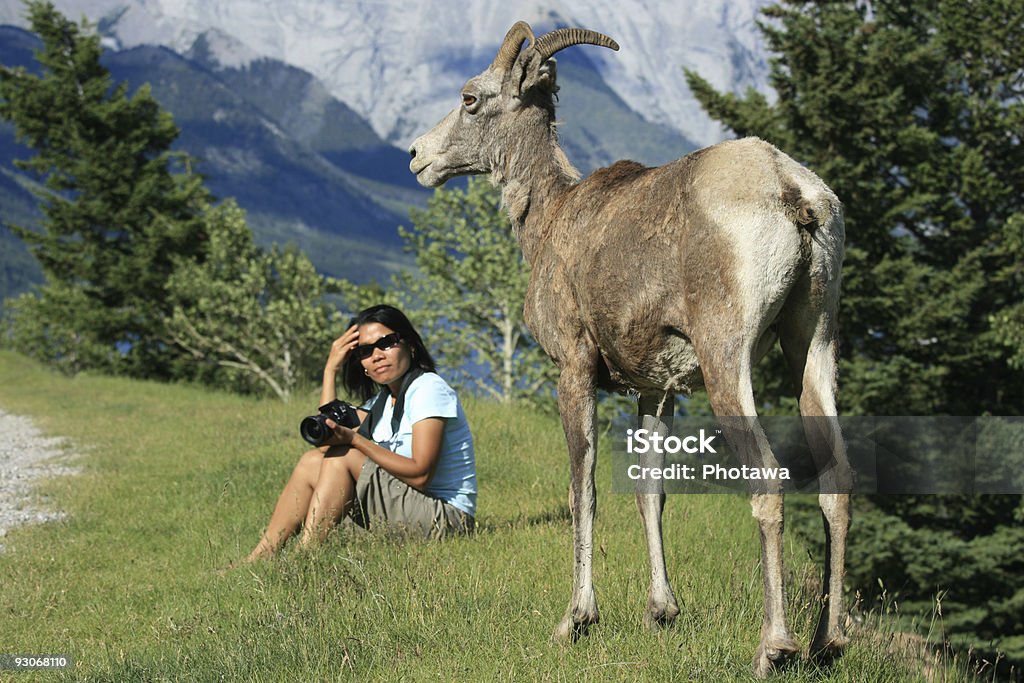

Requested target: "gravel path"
[{"left": 0, "top": 409, "right": 79, "bottom": 552}]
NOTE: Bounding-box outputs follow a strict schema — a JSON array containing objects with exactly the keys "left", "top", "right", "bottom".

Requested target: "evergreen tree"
[
  {"left": 686, "top": 0, "right": 1024, "bottom": 416},
  {"left": 685, "top": 1, "right": 1024, "bottom": 672},
  {"left": 0, "top": 1, "right": 210, "bottom": 376}
]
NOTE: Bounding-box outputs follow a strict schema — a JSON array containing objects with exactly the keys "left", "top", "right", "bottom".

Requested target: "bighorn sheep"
[{"left": 409, "top": 22, "right": 852, "bottom": 677}]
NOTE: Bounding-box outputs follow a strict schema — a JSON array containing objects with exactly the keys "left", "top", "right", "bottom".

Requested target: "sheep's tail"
[
  {"left": 806, "top": 190, "right": 844, "bottom": 289},
  {"left": 785, "top": 168, "right": 845, "bottom": 288}
]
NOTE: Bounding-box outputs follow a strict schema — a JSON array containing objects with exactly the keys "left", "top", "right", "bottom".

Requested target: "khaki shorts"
[{"left": 349, "top": 460, "right": 475, "bottom": 539}]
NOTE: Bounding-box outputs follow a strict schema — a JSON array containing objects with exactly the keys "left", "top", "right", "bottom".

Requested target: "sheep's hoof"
[
  {"left": 752, "top": 636, "right": 800, "bottom": 678},
  {"left": 809, "top": 632, "right": 850, "bottom": 666},
  {"left": 642, "top": 596, "right": 680, "bottom": 631},
  {"left": 552, "top": 605, "right": 599, "bottom": 643}
]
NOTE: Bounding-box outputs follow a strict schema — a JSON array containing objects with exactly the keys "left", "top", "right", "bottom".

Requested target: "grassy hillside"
[{"left": 0, "top": 351, "right": 970, "bottom": 681}]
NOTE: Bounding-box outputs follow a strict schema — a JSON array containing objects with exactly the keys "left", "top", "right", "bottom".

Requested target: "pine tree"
[
  {"left": 685, "top": 0, "right": 1024, "bottom": 416},
  {"left": 0, "top": 1, "right": 210, "bottom": 376}
]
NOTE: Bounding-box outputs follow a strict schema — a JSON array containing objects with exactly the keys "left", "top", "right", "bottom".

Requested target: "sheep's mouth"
[
  {"left": 412, "top": 164, "right": 442, "bottom": 187},
  {"left": 412, "top": 160, "right": 479, "bottom": 187},
  {"left": 410, "top": 158, "right": 441, "bottom": 187},
  {"left": 409, "top": 156, "right": 430, "bottom": 175}
]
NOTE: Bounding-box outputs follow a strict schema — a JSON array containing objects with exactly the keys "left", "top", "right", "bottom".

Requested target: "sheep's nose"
[{"left": 409, "top": 146, "right": 416, "bottom": 159}]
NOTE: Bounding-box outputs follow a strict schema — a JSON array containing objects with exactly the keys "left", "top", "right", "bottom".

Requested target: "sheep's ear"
[
  {"left": 506, "top": 50, "right": 556, "bottom": 98},
  {"left": 503, "top": 52, "right": 532, "bottom": 97}
]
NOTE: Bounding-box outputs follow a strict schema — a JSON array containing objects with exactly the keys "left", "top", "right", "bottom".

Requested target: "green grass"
[{"left": 0, "top": 351, "right": 974, "bottom": 681}]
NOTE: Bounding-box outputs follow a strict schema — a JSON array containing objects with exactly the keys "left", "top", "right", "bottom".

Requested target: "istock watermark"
[
  {"left": 612, "top": 416, "right": 1024, "bottom": 495},
  {"left": 625, "top": 428, "right": 718, "bottom": 455},
  {"left": 625, "top": 462, "right": 793, "bottom": 483}
]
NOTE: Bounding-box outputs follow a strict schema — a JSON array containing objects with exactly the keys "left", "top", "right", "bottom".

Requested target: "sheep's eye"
[{"left": 462, "top": 94, "right": 478, "bottom": 108}]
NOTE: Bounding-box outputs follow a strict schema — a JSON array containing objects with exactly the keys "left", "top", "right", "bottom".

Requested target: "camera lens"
[{"left": 299, "top": 415, "right": 329, "bottom": 446}]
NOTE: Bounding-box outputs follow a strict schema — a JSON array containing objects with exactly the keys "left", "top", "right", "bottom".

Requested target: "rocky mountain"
[
  {"left": 1, "top": 23, "right": 422, "bottom": 292},
  {"left": 0, "top": 0, "right": 773, "bottom": 148}
]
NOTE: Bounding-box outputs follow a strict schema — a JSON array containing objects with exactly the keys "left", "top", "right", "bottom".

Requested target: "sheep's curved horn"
[
  {"left": 533, "top": 28, "right": 619, "bottom": 61},
  {"left": 491, "top": 21, "right": 536, "bottom": 74}
]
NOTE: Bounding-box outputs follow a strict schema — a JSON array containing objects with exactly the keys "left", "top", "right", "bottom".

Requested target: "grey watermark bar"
[
  {"left": 612, "top": 416, "right": 1024, "bottom": 495},
  {"left": 0, "top": 654, "right": 73, "bottom": 670}
]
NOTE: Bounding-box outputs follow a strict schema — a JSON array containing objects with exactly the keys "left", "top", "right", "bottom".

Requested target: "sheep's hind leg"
[
  {"left": 702, "top": 353, "right": 799, "bottom": 678},
  {"left": 778, "top": 280, "right": 852, "bottom": 663},
  {"left": 750, "top": 493, "right": 800, "bottom": 678},
  {"left": 797, "top": 355, "right": 851, "bottom": 661},
  {"left": 636, "top": 392, "right": 680, "bottom": 629}
]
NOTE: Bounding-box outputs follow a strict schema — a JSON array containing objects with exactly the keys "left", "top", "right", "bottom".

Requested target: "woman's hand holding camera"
[{"left": 324, "top": 418, "right": 356, "bottom": 446}]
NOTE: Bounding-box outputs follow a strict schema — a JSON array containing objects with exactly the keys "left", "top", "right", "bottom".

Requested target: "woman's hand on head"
[{"left": 326, "top": 324, "right": 360, "bottom": 372}]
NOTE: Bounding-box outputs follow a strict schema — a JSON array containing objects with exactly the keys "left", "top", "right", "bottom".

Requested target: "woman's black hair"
[{"left": 341, "top": 304, "right": 436, "bottom": 402}]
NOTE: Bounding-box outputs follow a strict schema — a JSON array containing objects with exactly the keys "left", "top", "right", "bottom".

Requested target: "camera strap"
[{"left": 356, "top": 367, "right": 428, "bottom": 442}]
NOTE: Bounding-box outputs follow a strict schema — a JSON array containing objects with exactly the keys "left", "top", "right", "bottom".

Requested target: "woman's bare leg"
[
  {"left": 300, "top": 447, "right": 367, "bottom": 547},
  {"left": 247, "top": 448, "right": 327, "bottom": 561}
]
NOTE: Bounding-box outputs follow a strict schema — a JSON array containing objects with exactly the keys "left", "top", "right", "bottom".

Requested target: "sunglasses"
[{"left": 354, "top": 332, "right": 402, "bottom": 360}]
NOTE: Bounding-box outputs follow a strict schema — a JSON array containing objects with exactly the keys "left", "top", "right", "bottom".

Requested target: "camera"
[{"left": 299, "top": 399, "right": 361, "bottom": 446}]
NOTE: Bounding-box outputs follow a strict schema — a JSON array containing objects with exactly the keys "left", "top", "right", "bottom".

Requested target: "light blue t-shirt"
[{"left": 362, "top": 373, "right": 477, "bottom": 517}]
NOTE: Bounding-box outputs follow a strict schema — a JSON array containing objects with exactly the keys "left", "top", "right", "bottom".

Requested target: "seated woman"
[{"left": 247, "top": 305, "right": 476, "bottom": 560}]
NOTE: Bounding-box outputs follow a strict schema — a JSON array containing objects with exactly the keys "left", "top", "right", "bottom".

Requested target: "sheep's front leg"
[{"left": 552, "top": 366, "right": 600, "bottom": 642}]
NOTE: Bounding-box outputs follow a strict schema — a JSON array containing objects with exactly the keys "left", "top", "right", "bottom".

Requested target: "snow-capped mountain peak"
[{"left": 0, "top": 0, "right": 774, "bottom": 148}]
